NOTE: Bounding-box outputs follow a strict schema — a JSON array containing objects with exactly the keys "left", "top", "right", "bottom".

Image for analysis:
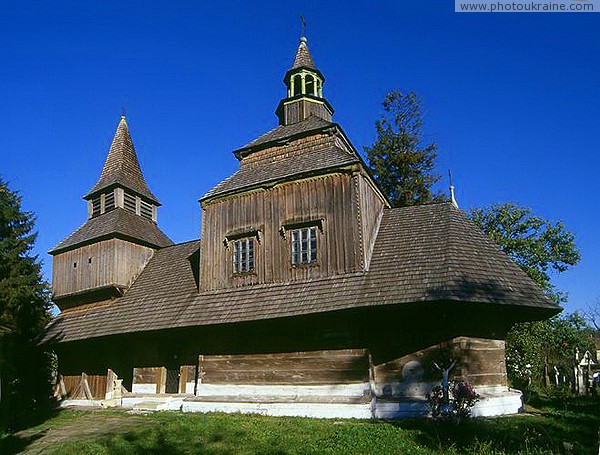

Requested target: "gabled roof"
[
  {"left": 49, "top": 208, "right": 173, "bottom": 255},
  {"left": 85, "top": 117, "right": 160, "bottom": 204},
  {"left": 44, "top": 203, "right": 559, "bottom": 344}
]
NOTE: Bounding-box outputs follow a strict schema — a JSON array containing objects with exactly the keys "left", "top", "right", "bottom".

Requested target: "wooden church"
[{"left": 45, "top": 34, "right": 560, "bottom": 418}]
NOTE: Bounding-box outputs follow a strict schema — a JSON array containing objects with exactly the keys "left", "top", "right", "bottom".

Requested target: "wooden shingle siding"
[
  {"left": 201, "top": 350, "right": 370, "bottom": 385},
  {"left": 234, "top": 116, "right": 333, "bottom": 158},
  {"left": 201, "top": 173, "right": 363, "bottom": 291}
]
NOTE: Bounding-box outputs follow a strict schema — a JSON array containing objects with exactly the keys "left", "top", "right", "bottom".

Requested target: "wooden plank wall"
[
  {"left": 52, "top": 239, "right": 155, "bottom": 298},
  {"left": 281, "top": 100, "right": 331, "bottom": 125},
  {"left": 133, "top": 366, "right": 197, "bottom": 394},
  {"left": 357, "top": 174, "right": 384, "bottom": 270},
  {"left": 61, "top": 373, "right": 107, "bottom": 400},
  {"left": 201, "top": 173, "right": 362, "bottom": 290},
  {"left": 200, "top": 349, "right": 370, "bottom": 385}
]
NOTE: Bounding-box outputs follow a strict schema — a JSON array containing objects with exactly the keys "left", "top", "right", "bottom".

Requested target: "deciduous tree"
[
  {"left": 469, "top": 203, "right": 580, "bottom": 302},
  {"left": 469, "top": 203, "right": 587, "bottom": 391}
]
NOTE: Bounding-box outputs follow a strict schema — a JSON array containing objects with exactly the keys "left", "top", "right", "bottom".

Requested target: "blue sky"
[{"left": 1, "top": 1, "right": 598, "bottom": 315}]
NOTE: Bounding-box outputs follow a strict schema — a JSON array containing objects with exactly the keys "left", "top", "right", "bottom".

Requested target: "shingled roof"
[
  {"left": 49, "top": 208, "right": 173, "bottom": 255},
  {"left": 85, "top": 117, "right": 160, "bottom": 204},
  {"left": 204, "top": 145, "right": 358, "bottom": 200},
  {"left": 234, "top": 115, "right": 334, "bottom": 156},
  {"left": 44, "top": 203, "right": 559, "bottom": 344},
  {"left": 203, "top": 116, "right": 352, "bottom": 200},
  {"left": 292, "top": 37, "right": 317, "bottom": 71}
]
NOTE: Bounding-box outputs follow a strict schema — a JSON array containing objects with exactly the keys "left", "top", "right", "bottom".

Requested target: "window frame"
[
  {"left": 290, "top": 226, "right": 318, "bottom": 265},
  {"left": 224, "top": 228, "right": 261, "bottom": 276},
  {"left": 232, "top": 237, "right": 255, "bottom": 274}
]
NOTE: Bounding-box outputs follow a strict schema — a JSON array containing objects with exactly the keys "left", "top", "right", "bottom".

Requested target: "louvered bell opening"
[
  {"left": 91, "top": 196, "right": 101, "bottom": 217},
  {"left": 124, "top": 192, "right": 136, "bottom": 213},
  {"left": 104, "top": 191, "right": 116, "bottom": 213},
  {"left": 140, "top": 200, "right": 153, "bottom": 220}
]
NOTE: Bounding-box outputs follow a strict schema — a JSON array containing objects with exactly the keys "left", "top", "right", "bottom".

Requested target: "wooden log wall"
[
  {"left": 373, "top": 336, "right": 508, "bottom": 391},
  {"left": 200, "top": 349, "right": 370, "bottom": 385},
  {"left": 52, "top": 239, "right": 155, "bottom": 299}
]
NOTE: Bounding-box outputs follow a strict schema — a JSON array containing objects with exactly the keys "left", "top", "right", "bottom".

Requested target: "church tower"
[
  {"left": 275, "top": 35, "right": 334, "bottom": 125},
  {"left": 50, "top": 117, "right": 172, "bottom": 311},
  {"left": 200, "top": 34, "right": 387, "bottom": 291}
]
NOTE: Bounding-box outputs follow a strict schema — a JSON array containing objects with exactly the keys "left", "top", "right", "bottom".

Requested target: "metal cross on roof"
[{"left": 300, "top": 15, "right": 306, "bottom": 38}]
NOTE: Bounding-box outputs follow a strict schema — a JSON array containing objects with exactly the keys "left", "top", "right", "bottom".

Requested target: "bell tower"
[
  {"left": 50, "top": 117, "right": 172, "bottom": 311},
  {"left": 275, "top": 34, "right": 334, "bottom": 126}
]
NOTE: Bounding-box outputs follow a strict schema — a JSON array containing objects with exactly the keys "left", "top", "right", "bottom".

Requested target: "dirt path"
[{"left": 8, "top": 410, "right": 153, "bottom": 454}]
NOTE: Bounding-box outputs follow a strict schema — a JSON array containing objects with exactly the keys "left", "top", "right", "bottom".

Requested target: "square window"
[
  {"left": 232, "top": 238, "right": 255, "bottom": 274},
  {"left": 291, "top": 226, "right": 317, "bottom": 265}
]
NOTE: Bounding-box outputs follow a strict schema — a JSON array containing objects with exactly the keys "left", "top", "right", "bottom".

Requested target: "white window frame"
[
  {"left": 291, "top": 226, "right": 318, "bottom": 265},
  {"left": 232, "top": 238, "right": 255, "bottom": 274}
]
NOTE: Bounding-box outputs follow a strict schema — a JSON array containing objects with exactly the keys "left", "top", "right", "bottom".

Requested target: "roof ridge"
[{"left": 162, "top": 239, "right": 201, "bottom": 248}]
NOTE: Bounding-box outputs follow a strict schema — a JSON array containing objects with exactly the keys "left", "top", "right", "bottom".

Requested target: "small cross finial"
[
  {"left": 121, "top": 106, "right": 127, "bottom": 119},
  {"left": 448, "top": 169, "right": 459, "bottom": 209},
  {"left": 300, "top": 15, "right": 306, "bottom": 39}
]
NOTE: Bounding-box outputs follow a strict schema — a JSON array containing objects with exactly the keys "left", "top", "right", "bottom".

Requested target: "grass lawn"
[{"left": 1, "top": 396, "right": 598, "bottom": 454}]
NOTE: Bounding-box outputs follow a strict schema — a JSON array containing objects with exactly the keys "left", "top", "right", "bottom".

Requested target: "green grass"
[{"left": 1, "top": 396, "right": 599, "bottom": 454}]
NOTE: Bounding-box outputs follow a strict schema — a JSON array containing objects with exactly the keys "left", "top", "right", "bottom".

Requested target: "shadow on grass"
[
  {"left": 0, "top": 428, "right": 49, "bottom": 455},
  {"left": 0, "top": 402, "right": 61, "bottom": 455},
  {"left": 386, "top": 396, "right": 600, "bottom": 454}
]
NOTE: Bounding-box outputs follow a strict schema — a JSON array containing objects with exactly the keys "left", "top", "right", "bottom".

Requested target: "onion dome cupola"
[
  {"left": 83, "top": 116, "right": 161, "bottom": 223},
  {"left": 276, "top": 35, "right": 334, "bottom": 126}
]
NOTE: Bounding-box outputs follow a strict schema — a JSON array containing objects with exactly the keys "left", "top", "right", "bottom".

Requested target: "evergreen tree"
[
  {"left": 0, "top": 178, "right": 53, "bottom": 431},
  {"left": 364, "top": 91, "right": 444, "bottom": 207}
]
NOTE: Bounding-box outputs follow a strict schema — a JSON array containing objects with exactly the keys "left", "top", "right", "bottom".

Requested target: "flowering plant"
[{"left": 427, "top": 379, "right": 479, "bottom": 421}]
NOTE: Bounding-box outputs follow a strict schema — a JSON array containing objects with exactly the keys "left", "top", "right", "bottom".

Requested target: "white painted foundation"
[
  {"left": 374, "top": 386, "right": 523, "bottom": 419},
  {"left": 195, "top": 383, "right": 371, "bottom": 399},
  {"left": 131, "top": 383, "right": 157, "bottom": 394},
  {"left": 59, "top": 384, "right": 524, "bottom": 420},
  {"left": 182, "top": 400, "right": 373, "bottom": 419}
]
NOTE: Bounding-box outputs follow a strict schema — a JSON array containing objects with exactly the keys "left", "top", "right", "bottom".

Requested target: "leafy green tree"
[
  {"left": 0, "top": 178, "right": 53, "bottom": 430},
  {"left": 364, "top": 91, "right": 444, "bottom": 207},
  {"left": 583, "top": 299, "right": 600, "bottom": 331},
  {"left": 469, "top": 203, "right": 580, "bottom": 302},
  {"left": 505, "top": 314, "right": 594, "bottom": 391},
  {"left": 469, "top": 203, "right": 587, "bottom": 391}
]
